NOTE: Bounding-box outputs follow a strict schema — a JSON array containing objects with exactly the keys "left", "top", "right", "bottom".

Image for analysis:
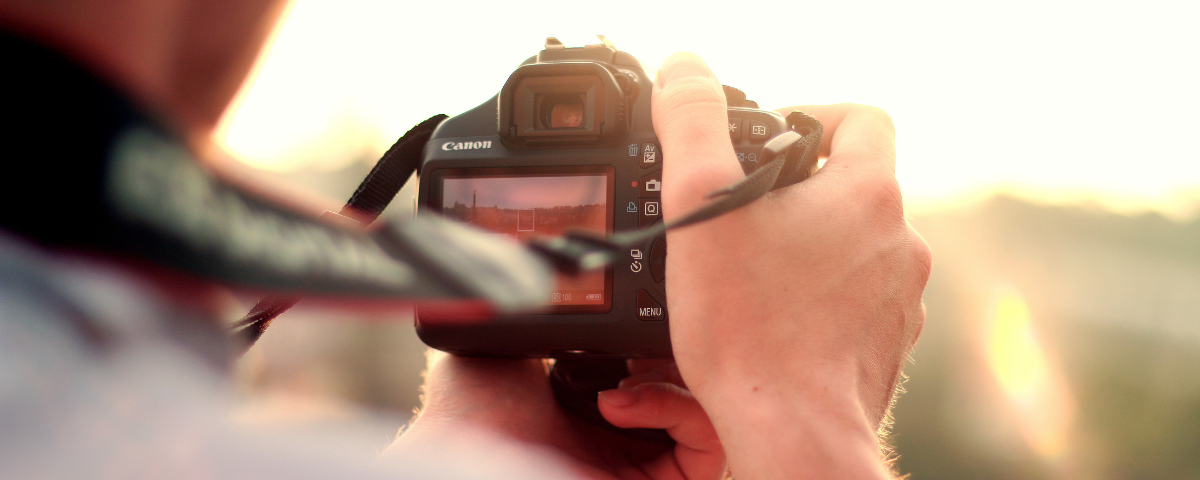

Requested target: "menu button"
[{"left": 636, "top": 290, "right": 665, "bottom": 321}]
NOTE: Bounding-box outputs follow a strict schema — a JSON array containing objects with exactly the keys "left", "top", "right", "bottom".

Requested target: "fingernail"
[
  {"left": 655, "top": 52, "right": 715, "bottom": 88},
  {"left": 598, "top": 388, "right": 639, "bottom": 408}
]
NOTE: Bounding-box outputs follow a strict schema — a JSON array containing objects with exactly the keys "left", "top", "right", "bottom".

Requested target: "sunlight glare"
[{"left": 984, "top": 287, "right": 1074, "bottom": 461}]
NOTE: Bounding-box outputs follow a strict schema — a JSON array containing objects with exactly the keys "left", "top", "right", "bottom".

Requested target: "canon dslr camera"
[{"left": 415, "top": 37, "right": 792, "bottom": 359}]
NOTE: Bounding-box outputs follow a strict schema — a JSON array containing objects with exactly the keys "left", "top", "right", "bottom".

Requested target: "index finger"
[{"left": 777, "top": 104, "right": 897, "bottom": 175}]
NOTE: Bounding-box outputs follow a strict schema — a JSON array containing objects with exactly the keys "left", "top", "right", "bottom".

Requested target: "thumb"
[{"left": 652, "top": 53, "right": 743, "bottom": 221}]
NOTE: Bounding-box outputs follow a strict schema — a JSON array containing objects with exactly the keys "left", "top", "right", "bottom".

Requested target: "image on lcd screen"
[{"left": 441, "top": 174, "right": 609, "bottom": 307}]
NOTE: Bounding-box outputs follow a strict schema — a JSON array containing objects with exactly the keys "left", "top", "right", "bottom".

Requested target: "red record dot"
[{"left": 632, "top": 181, "right": 638, "bottom": 187}]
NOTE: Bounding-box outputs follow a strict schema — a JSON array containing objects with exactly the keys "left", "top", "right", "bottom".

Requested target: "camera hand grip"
[{"left": 549, "top": 357, "right": 676, "bottom": 445}]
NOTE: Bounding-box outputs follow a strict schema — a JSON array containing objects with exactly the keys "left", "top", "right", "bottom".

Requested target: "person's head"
[{"left": 0, "top": 0, "right": 289, "bottom": 140}]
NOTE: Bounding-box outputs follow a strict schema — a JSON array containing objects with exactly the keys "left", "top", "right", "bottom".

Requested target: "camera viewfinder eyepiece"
[{"left": 498, "top": 41, "right": 631, "bottom": 147}]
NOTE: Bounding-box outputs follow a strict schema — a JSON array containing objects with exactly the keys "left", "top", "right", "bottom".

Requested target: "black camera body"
[{"left": 415, "top": 38, "right": 789, "bottom": 358}]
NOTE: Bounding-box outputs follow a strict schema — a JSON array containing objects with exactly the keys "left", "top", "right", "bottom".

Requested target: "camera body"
[{"left": 415, "top": 38, "right": 789, "bottom": 358}]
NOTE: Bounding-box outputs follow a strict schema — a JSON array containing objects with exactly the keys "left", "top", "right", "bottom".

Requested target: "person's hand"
[
  {"left": 386, "top": 352, "right": 725, "bottom": 480},
  {"left": 654, "top": 53, "right": 931, "bottom": 479}
]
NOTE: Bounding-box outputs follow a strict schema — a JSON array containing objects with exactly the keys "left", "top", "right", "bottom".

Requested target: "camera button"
[
  {"left": 728, "top": 117, "right": 743, "bottom": 141},
  {"left": 650, "top": 238, "right": 666, "bottom": 283},
  {"left": 749, "top": 120, "right": 771, "bottom": 140},
  {"left": 638, "top": 170, "right": 661, "bottom": 198},
  {"left": 638, "top": 199, "right": 661, "bottom": 228},
  {"left": 636, "top": 290, "right": 665, "bottom": 321},
  {"left": 640, "top": 143, "right": 660, "bottom": 168}
]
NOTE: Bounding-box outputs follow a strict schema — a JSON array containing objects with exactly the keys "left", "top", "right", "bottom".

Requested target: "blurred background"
[{"left": 220, "top": 1, "right": 1200, "bottom": 478}]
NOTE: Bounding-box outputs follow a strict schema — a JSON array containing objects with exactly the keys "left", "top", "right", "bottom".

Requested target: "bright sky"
[{"left": 215, "top": 0, "right": 1200, "bottom": 217}]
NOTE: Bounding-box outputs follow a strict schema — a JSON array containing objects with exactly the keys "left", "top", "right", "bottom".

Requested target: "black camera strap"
[
  {"left": 529, "top": 111, "right": 823, "bottom": 274},
  {"left": 230, "top": 114, "right": 448, "bottom": 345},
  {"left": 236, "top": 109, "right": 820, "bottom": 349},
  {"left": 1, "top": 33, "right": 554, "bottom": 352},
  {"left": 234, "top": 107, "right": 820, "bottom": 349}
]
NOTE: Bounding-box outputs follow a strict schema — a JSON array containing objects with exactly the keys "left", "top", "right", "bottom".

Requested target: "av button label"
[{"left": 640, "top": 143, "right": 660, "bottom": 168}]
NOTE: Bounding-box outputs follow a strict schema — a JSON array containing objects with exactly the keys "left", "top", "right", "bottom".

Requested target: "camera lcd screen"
[{"left": 437, "top": 168, "right": 613, "bottom": 311}]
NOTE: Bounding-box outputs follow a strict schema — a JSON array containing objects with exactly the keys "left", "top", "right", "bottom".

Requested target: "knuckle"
[
  {"left": 851, "top": 172, "right": 905, "bottom": 222},
  {"left": 846, "top": 103, "right": 896, "bottom": 134},
  {"left": 904, "top": 237, "right": 932, "bottom": 347},
  {"left": 908, "top": 229, "right": 933, "bottom": 283},
  {"left": 654, "top": 77, "right": 727, "bottom": 130}
]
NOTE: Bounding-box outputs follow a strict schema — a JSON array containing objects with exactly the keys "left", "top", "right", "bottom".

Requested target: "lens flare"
[{"left": 984, "top": 287, "right": 1075, "bottom": 462}]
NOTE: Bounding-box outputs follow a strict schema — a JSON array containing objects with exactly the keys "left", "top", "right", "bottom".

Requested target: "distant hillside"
[{"left": 896, "top": 195, "right": 1200, "bottom": 480}]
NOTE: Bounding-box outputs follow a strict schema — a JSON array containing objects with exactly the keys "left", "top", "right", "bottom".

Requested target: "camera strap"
[
  {"left": 530, "top": 111, "right": 823, "bottom": 273},
  {"left": 235, "top": 109, "right": 821, "bottom": 349},
  {"left": 231, "top": 115, "right": 449, "bottom": 344},
  {"left": 2, "top": 33, "right": 554, "bottom": 352}
]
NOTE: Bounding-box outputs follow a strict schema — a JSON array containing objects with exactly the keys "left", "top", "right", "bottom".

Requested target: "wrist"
[
  {"left": 695, "top": 361, "right": 892, "bottom": 480},
  {"left": 381, "top": 421, "right": 583, "bottom": 479}
]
